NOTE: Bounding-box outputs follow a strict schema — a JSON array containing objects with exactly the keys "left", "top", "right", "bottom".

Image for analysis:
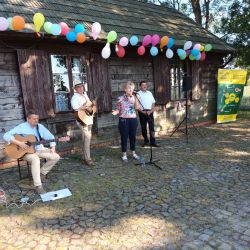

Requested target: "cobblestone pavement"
[{"left": 0, "top": 119, "right": 249, "bottom": 250}]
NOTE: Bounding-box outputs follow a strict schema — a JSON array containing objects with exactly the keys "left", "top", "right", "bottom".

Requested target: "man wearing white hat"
[{"left": 71, "top": 83, "right": 96, "bottom": 166}]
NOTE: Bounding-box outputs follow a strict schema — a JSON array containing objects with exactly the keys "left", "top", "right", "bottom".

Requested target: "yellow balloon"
[{"left": 33, "top": 13, "right": 45, "bottom": 32}]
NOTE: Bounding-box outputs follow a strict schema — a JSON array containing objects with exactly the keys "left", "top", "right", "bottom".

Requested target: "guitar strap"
[{"left": 36, "top": 124, "right": 42, "bottom": 141}]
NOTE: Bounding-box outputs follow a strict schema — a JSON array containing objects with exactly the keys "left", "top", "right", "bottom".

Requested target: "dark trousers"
[
  {"left": 118, "top": 117, "right": 138, "bottom": 152},
  {"left": 138, "top": 112, "right": 155, "bottom": 144}
]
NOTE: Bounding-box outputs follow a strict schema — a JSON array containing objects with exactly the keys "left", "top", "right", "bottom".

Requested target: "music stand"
[
  {"left": 170, "top": 76, "right": 203, "bottom": 143},
  {"left": 134, "top": 92, "right": 162, "bottom": 170}
]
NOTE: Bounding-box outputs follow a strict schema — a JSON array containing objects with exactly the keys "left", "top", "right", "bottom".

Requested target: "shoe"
[
  {"left": 132, "top": 154, "right": 140, "bottom": 160},
  {"left": 40, "top": 173, "right": 47, "bottom": 182},
  {"left": 36, "top": 185, "right": 46, "bottom": 195},
  {"left": 121, "top": 156, "right": 128, "bottom": 162},
  {"left": 142, "top": 142, "right": 149, "bottom": 147},
  {"left": 150, "top": 143, "right": 160, "bottom": 147},
  {"left": 83, "top": 159, "right": 95, "bottom": 166}
]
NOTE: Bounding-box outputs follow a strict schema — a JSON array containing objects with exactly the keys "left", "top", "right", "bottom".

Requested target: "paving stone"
[
  {"left": 0, "top": 120, "right": 249, "bottom": 249},
  {"left": 218, "top": 242, "right": 233, "bottom": 250}
]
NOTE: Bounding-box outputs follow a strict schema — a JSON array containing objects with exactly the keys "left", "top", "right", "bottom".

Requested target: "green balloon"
[
  {"left": 7, "top": 17, "right": 13, "bottom": 30},
  {"left": 204, "top": 44, "right": 213, "bottom": 52},
  {"left": 43, "top": 22, "right": 53, "bottom": 34},
  {"left": 189, "top": 55, "right": 195, "bottom": 61},
  {"left": 107, "top": 31, "right": 117, "bottom": 43}
]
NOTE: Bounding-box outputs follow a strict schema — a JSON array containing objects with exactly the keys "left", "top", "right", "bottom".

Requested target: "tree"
[
  {"left": 142, "top": 0, "right": 232, "bottom": 31},
  {"left": 218, "top": 0, "right": 250, "bottom": 68},
  {"left": 141, "top": 0, "right": 249, "bottom": 68}
]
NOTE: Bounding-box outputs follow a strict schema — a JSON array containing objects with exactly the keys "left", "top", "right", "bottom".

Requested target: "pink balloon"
[
  {"left": 0, "top": 17, "right": 9, "bottom": 31},
  {"left": 116, "top": 45, "right": 125, "bottom": 58},
  {"left": 119, "top": 37, "right": 129, "bottom": 47},
  {"left": 142, "top": 35, "right": 152, "bottom": 46},
  {"left": 137, "top": 46, "right": 145, "bottom": 56},
  {"left": 59, "top": 22, "right": 69, "bottom": 36},
  {"left": 151, "top": 34, "right": 160, "bottom": 46},
  {"left": 193, "top": 43, "right": 201, "bottom": 51}
]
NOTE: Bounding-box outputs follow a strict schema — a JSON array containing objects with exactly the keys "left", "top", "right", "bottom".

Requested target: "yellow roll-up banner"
[{"left": 217, "top": 69, "right": 247, "bottom": 123}]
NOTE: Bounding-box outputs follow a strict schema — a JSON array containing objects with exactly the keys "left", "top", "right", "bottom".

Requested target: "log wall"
[{"left": 0, "top": 49, "right": 25, "bottom": 160}]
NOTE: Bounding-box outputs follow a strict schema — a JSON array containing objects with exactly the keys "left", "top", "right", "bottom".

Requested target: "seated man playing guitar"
[
  {"left": 3, "top": 110, "right": 60, "bottom": 194},
  {"left": 71, "top": 82, "right": 96, "bottom": 166}
]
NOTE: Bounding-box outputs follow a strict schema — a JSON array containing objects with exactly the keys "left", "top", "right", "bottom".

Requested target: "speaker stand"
[{"left": 170, "top": 90, "right": 203, "bottom": 143}]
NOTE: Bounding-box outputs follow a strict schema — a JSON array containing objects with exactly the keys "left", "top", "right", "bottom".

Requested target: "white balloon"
[
  {"left": 92, "top": 22, "right": 101, "bottom": 40},
  {"left": 184, "top": 41, "right": 192, "bottom": 51},
  {"left": 101, "top": 43, "right": 111, "bottom": 59},
  {"left": 166, "top": 49, "right": 174, "bottom": 59}
]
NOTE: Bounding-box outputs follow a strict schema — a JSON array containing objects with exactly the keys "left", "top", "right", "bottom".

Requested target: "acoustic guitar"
[
  {"left": 3, "top": 134, "right": 70, "bottom": 159},
  {"left": 74, "top": 99, "right": 97, "bottom": 125}
]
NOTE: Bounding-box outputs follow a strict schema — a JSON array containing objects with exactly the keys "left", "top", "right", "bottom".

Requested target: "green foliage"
[{"left": 219, "top": 0, "right": 250, "bottom": 68}]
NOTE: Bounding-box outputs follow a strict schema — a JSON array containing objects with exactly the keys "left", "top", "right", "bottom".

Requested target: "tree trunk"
[
  {"left": 190, "top": 0, "right": 202, "bottom": 26},
  {"left": 204, "top": 0, "right": 210, "bottom": 30}
]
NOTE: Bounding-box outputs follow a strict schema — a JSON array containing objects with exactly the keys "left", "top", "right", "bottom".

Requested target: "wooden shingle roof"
[{"left": 0, "top": 0, "right": 233, "bottom": 52}]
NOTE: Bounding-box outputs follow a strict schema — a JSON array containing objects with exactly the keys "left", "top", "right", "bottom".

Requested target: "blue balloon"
[
  {"left": 51, "top": 24, "right": 61, "bottom": 36},
  {"left": 167, "top": 38, "right": 175, "bottom": 49},
  {"left": 150, "top": 46, "right": 158, "bottom": 56},
  {"left": 195, "top": 52, "right": 201, "bottom": 60},
  {"left": 130, "top": 35, "right": 138, "bottom": 46},
  {"left": 75, "top": 24, "right": 85, "bottom": 34},
  {"left": 66, "top": 31, "right": 76, "bottom": 42},
  {"left": 191, "top": 49, "right": 199, "bottom": 57},
  {"left": 177, "top": 49, "right": 186, "bottom": 57}
]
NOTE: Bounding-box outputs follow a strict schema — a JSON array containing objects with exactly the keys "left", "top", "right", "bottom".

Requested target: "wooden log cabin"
[{"left": 0, "top": 0, "right": 233, "bottom": 165}]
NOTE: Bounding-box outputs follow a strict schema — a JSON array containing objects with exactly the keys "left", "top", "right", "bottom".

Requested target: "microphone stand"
[{"left": 133, "top": 92, "right": 162, "bottom": 170}]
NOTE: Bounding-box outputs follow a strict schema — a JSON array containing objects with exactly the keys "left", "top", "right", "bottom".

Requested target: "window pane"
[
  {"left": 71, "top": 56, "right": 88, "bottom": 92},
  {"left": 169, "top": 59, "right": 187, "bottom": 101},
  {"left": 51, "top": 55, "right": 71, "bottom": 112}
]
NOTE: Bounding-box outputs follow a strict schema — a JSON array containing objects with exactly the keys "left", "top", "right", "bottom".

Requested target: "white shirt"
[
  {"left": 71, "top": 92, "right": 90, "bottom": 111},
  {"left": 137, "top": 90, "right": 155, "bottom": 110}
]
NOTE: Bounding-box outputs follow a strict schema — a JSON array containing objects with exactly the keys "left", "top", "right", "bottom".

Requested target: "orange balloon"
[
  {"left": 12, "top": 16, "right": 25, "bottom": 30},
  {"left": 160, "top": 36, "right": 169, "bottom": 49},
  {"left": 76, "top": 33, "right": 86, "bottom": 43}
]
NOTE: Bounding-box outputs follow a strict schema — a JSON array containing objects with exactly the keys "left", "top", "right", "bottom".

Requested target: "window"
[
  {"left": 169, "top": 59, "right": 190, "bottom": 101},
  {"left": 51, "top": 55, "right": 87, "bottom": 112}
]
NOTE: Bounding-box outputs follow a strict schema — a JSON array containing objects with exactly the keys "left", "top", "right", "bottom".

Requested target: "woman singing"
[{"left": 112, "top": 81, "right": 140, "bottom": 162}]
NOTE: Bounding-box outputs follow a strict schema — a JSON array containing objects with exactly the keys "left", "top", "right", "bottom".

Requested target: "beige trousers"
[
  {"left": 23, "top": 146, "right": 60, "bottom": 186},
  {"left": 78, "top": 124, "right": 92, "bottom": 161}
]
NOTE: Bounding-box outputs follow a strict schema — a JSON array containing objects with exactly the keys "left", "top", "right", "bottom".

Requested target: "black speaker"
[{"left": 182, "top": 76, "right": 192, "bottom": 91}]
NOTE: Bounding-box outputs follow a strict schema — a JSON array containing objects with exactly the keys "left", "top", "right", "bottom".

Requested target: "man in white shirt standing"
[
  {"left": 71, "top": 83, "right": 96, "bottom": 166},
  {"left": 137, "top": 81, "right": 160, "bottom": 147}
]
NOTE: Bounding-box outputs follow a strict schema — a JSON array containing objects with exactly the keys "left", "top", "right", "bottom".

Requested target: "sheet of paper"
[{"left": 40, "top": 188, "right": 72, "bottom": 202}]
